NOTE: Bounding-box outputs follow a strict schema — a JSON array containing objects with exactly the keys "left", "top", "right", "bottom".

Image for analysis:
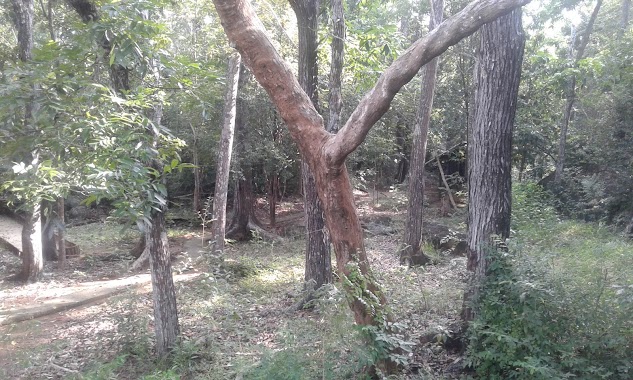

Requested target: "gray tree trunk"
[
  {"left": 327, "top": 0, "right": 345, "bottom": 134},
  {"left": 291, "top": 0, "right": 332, "bottom": 291},
  {"left": 400, "top": 0, "right": 444, "bottom": 267},
  {"left": 12, "top": 0, "right": 43, "bottom": 282},
  {"left": 463, "top": 8, "right": 525, "bottom": 322},
  {"left": 210, "top": 52, "right": 241, "bottom": 254}
]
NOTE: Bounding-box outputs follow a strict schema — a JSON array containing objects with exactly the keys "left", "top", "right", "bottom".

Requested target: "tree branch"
[{"left": 325, "top": 0, "right": 531, "bottom": 165}]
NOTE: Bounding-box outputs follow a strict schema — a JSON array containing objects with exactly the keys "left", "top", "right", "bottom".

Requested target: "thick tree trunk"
[
  {"left": 401, "top": 0, "right": 444, "bottom": 267},
  {"left": 291, "top": 0, "right": 332, "bottom": 291},
  {"left": 554, "top": 0, "right": 603, "bottom": 184},
  {"left": 462, "top": 9, "right": 525, "bottom": 322},
  {"left": 210, "top": 52, "right": 241, "bottom": 254},
  {"left": 212, "top": 0, "right": 530, "bottom": 337}
]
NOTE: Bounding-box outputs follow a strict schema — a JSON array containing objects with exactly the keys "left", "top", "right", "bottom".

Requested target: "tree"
[
  {"left": 462, "top": 8, "right": 525, "bottom": 322},
  {"left": 211, "top": 0, "right": 530, "bottom": 367},
  {"left": 554, "top": 0, "right": 603, "bottom": 184},
  {"left": 400, "top": 0, "right": 444, "bottom": 267},
  {"left": 290, "top": 0, "right": 332, "bottom": 294},
  {"left": 10, "top": 0, "right": 44, "bottom": 283},
  {"left": 327, "top": 0, "right": 345, "bottom": 134},
  {"left": 210, "top": 51, "right": 241, "bottom": 254}
]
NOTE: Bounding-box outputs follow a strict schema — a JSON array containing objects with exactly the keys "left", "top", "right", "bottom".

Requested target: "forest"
[{"left": 0, "top": 0, "right": 632, "bottom": 378}]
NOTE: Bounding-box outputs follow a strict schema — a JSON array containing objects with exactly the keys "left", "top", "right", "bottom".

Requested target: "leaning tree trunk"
[
  {"left": 554, "top": 0, "right": 603, "bottom": 184},
  {"left": 400, "top": 0, "right": 444, "bottom": 267},
  {"left": 210, "top": 52, "right": 241, "bottom": 254},
  {"left": 291, "top": 0, "right": 332, "bottom": 292},
  {"left": 212, "top": 0, "right": 531, "bottom": 369},
  {"left": 462, "top": 8, "right": 525, "bottom": 322}
]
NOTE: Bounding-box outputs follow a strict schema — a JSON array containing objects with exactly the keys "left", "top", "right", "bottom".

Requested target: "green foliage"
[{"left": 466, "top": 185, "right": 633, "bottom": 379}]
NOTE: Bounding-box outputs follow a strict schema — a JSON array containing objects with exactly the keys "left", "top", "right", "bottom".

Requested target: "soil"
[{"left": 0, "top": 190, "right": 468, "bottom": 379}]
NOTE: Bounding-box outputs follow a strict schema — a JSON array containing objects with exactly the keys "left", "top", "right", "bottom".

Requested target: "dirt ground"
[{"left": 0, "top": 191, "right": 468, "bottom": 379}]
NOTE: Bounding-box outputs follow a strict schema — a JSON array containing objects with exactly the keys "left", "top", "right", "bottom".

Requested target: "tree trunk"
[
  {"left": 210, "top": 52, "right": 241, "bottom": 254},
  {"left": 621, "top": 0, "right": 631, "bottom": 36},
  {"left": 12, "top": 0, "right": 43, "bottom": 282},
  {"left": 56, "top": 197, "right": 66, "bottom": 267},
  {"left": 462, "top": 8, "right": 525, "bottom": 322},
  {"left": 191, "top": 124, "right": 202, "bottom": 213},
  {"left": 145, "top": 205, "right": 180, "bottom": 357},
  {"left": 291, "top": 0, "right": 332, "bottom": 291},
  {"left": 212, "top": 0, "right": 530, "bottom": 349},
  {"left": 554, "top": 0, "right": 603, "bottom": 184},
  {"left": 400, "top": 0, "right": 444, "bottom": 267},
  {"left": 327, "top": 0, "right": 345, "bottom": 134}
]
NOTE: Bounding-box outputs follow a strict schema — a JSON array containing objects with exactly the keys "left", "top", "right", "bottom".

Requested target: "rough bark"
[
  {"left": 463, "top": 9, "right": 525, "bottom": 322},
  {"left": 210, "top": 52, "right": 241, "bottom": 254},
  {"left": 554, "top": 0, "right": 603, "bottom": 184},
  {"left": 400, "top": 0, "right": 444, "bottom": 267},
  {"left": 327, "top": 0, "right": 345, "bottom": 133},
  {"left": 145, "top": 206, "right": 180, "bottom": 357},
  {"left": 212, "top": 0, "right": 530, "bottom": 331},
  {"left": 291, "top": 0, "right": 332, "bottom": 292}
]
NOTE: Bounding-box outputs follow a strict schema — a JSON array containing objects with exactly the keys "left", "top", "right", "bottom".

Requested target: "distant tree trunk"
[
  {"left": 400, "top": 0, "right": 444, "bottom": 267},
  {"left": 327, "top": 0, "right": 345, "bottom": 134},
  {"left": 462, "top": 9, "right": 525, "bottom": 322},
  {"left": 227, "top": 64, "right": 257, "bottom": 240},
  {"left": 191, "top": 124, "right": 202, "bottom": 213},
  {"left": 621, "top": 0, "right": 631, "bottom": 35},
  {"left": 290, "top": 0, "right": 332, "bottom": 291},
  {"left": 12, "top": 0, "right": 43, "bottom": 282},
  {"left": 56, "top": 197, "right": 66, "bottom": 267},
  {"left": 554, "top": 0, "right": 603, "bottom": 184},
  {"left": 210, "top": 52, "right": 241, "bottom": 254}
]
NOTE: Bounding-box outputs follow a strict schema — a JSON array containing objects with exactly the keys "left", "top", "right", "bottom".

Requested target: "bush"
[{"left": 465, "top": 248, "right": 633, "bottom": 380}]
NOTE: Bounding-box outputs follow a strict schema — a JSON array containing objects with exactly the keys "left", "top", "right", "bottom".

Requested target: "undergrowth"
[{"left": 465, "top": 183, "right": 633, "bottom": 379}]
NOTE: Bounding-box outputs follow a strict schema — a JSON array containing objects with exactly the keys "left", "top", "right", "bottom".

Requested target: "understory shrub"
[{"left": 465, "top": 245, "right": 633, "bottom": 379}]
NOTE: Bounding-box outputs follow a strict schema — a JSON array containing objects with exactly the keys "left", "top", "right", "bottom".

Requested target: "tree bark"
[
  {"left": 191, "top": 124, "right": 202, "bottom": 213},
  {"left": 462, "top": 8, "right": 525, "bottom": 322},
  {"left": 12, "top": 0, "right": 43, "bottom": 282},
  {"left": 554, "top": 0, "right": 603, "bottom": 184},
  {"left": 400, "top": 0, "right": 444, "bottom": 267},
  {"left": 56, "top": 197, "right": 66, "bottom": 267},
  {"left": 212, "top": 0, "right": 530, "bottom": 332},
  {"left": 145, "top": 204, "right": 180, "bottom": 357},
  {"left": 210, "top": 52, "right": 241, "bottom": 254},
  {"left": 327, "top": 0, "right": 345, "bottom": 134},
  {"left": 291, "top": 0, "right": 332, "bottom": 292}
]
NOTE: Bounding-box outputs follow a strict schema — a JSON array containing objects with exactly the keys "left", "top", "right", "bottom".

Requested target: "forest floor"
[{"left": 0, "top": 190, "right": 468, "bottom": 379}]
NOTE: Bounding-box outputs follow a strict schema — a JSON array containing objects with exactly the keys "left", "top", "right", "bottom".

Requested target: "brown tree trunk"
[
  {"left": 554, "top": 0, "right": 603, "bottom": 184},
  {"left": 210, "top": 52, "right": 241, "bottom": 254},
  {"left": 291, "top": 0, "right": 332, "bottom": 291},
  {"left": 400, "top": 0, "right": 444, "bottom": 267},
  {"left": 462, "top": 8, "right": 525, "bottom": 322},
  {"left": 212, "top": 0, "right": 530, "bottom": 347}
]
